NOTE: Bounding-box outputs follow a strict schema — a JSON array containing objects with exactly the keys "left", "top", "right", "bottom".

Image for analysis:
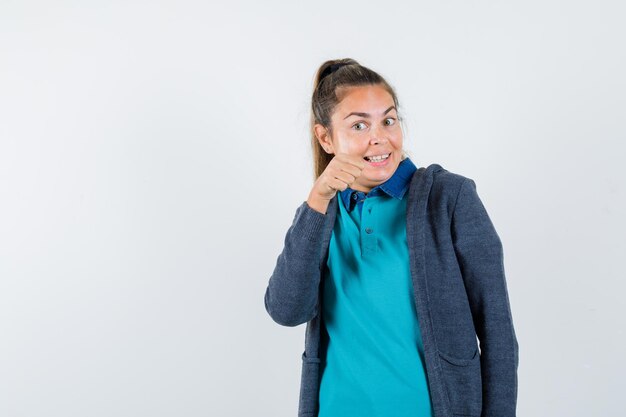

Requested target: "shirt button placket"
[{"left": 361, "top": 200, "right": 377, "bottom": 257}]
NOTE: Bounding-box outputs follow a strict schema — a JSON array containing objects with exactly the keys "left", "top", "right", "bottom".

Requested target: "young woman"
[{"left": 264, "top": 58, "right": 519, "bottom": 417}]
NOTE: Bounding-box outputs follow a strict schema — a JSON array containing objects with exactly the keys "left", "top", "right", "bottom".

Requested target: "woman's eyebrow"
[{"left": 343, "top": 105, "right": 396, "bottom": 120}]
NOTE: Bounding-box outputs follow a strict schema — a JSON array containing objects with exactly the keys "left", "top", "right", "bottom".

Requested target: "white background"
[{"left": 1, "top": 1, "right": 624, "bottom": 416}]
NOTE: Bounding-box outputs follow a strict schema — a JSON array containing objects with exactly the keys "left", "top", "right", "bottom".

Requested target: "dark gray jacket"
[{"left": 264, "top": 163, "right": 519, "bottom": 417}]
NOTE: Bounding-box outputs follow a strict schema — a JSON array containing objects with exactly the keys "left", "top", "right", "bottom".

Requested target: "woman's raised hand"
[{"left": 306, "top": 153, "right": 366, "bottom": 214}]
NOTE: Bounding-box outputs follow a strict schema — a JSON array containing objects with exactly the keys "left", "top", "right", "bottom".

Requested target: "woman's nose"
[
  {"left": 370, "top": 125, "right": 388, "bottom": 145},
  {"left": 371, "top": 135, "right": 388, "bottom": 145}
]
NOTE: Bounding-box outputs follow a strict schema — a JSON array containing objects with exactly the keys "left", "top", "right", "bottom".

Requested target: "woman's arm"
[
  {"left": 451, "top": 178, "right": 520, "bottom": 417},
  {"left": 264, "top": 201, "right": 329, "bottom": 327}
]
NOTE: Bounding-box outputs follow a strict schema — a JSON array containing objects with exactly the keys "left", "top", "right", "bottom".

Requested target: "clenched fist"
[{"left": 307, "top": 153, "right": 366, "bottom": 214}]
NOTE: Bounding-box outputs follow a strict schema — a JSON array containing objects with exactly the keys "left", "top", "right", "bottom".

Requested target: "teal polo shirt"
[{"left": 319, "top": 157, "right": 433, "bottom": 417}]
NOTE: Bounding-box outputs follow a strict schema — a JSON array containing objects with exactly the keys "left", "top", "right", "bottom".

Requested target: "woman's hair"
[{"left": 310, "top": 58, "right": 408, "bottom": 179}]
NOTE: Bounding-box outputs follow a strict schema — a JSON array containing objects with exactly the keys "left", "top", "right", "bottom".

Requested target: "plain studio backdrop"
[{"left": 1, "top": 1, "right": 624, "bottom": 416}]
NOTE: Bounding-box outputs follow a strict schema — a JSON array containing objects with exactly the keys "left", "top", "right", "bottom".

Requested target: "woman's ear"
[{"left": 314, "top": 123, "right": 334, "bottom": 154}]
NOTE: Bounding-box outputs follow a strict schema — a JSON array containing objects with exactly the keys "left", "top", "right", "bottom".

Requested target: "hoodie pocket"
[
  {"left": 298, "top": 350, "right": 321, "bottom": 417},
  {"left": 438, "top": 346, "right": 482, "bottom": 416}
]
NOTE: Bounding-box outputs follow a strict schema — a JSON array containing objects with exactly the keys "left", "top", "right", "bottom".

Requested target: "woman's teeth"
[{"left": 364, "top": 153, "right": 391, "bottom": 162}]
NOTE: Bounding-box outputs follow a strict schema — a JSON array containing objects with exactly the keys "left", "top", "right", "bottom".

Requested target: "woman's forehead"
[{"left": 334, "top": 85, "right": 395, "bottom": 115}]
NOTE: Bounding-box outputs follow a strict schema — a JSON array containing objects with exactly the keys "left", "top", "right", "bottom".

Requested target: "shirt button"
[
  {"left": 352, "top": 194, "right": 358, "bottom": 200},
  {"left": 365, "top": 227, "right": 373, "bottom": 234}
]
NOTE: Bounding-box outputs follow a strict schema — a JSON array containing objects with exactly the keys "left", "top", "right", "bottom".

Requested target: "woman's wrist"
[{"left": 306, "top": 192, "right": 330, "bottom": 215}]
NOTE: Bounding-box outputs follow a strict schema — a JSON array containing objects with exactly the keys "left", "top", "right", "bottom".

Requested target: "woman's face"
[{"left": 316, "top": 84, "right": 404, "bottom": 193}]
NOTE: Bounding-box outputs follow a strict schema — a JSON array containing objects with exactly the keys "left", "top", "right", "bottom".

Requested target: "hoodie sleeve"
[
  {"left": 264, "top": 201, "right": 330, "bottom": 327},
  {"left": 450, "top": 178, "right": 520, "bottom": 417}
]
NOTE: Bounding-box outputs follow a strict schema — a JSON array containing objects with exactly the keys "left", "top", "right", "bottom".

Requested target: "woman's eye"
[
  {"left": 353, "top": 122, "right": 367, "bottom": 131},
  {"left": 385, "top": 118, "right": 396, "bottom": 126}
]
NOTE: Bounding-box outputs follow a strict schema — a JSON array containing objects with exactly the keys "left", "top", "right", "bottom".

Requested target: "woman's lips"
[{"left": 365, "top": 152, "right": 391, "bottom": 167}]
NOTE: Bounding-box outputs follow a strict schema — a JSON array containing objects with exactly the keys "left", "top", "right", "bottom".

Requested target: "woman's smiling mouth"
[{"left": 363, "top": 152, "right": 391, "bottom": 166}]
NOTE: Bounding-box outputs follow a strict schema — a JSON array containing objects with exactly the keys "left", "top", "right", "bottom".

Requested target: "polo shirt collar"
[{"left": 339, "top": 156, "right": 418, "bottom": 212}]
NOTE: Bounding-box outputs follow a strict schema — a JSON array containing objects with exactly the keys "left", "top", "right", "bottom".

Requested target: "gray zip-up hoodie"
[{"left": 264, "top": 163, "right": 519, "bottom": 417}]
